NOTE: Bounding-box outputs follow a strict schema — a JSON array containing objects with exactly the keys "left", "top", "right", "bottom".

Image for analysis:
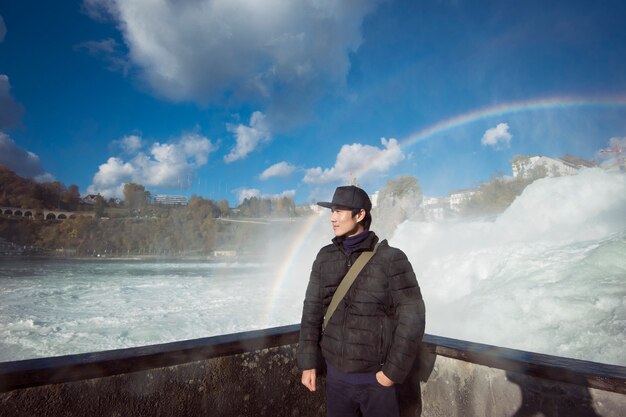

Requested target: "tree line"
[
  {"left": 371, "top": 156, "right": 554, "bottom": 232},
  {"left": 0, "top": 165, "right": 81, "bottom": 211},
  {"left": 0, "top": 165, "right": 303, "bottom": 257},
  {"left": 0, "top": 155, "right": 555, "bottom": 257}
]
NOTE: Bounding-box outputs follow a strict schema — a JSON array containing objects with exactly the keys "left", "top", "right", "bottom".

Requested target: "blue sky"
[{"left": 1, "top": 0, "right": 625, "bottom": 206}]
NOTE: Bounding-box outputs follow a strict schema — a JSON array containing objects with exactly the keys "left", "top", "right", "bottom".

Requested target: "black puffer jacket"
[{"left": 297, "top": 232, "right": 425, "bottom": 384}]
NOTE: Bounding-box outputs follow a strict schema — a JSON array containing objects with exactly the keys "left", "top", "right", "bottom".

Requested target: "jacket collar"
[{"left": 333, "top": 230, "right": 379, "bottom": 253}]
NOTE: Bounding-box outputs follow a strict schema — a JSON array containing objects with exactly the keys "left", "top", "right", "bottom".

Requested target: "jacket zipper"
[
  {"left": 379, "top": 318, "right": 385, "bottom": 365},
  {"left": 340, "top": 251, "right": 351, "bottom": 369},
  {"left": 340, "top": 304, "right": 348, "bottom": 370}
]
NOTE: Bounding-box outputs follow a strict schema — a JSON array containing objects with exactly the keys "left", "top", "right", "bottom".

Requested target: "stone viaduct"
[{"left": 0, "top": 206, "right": 94, "bottom": 220}]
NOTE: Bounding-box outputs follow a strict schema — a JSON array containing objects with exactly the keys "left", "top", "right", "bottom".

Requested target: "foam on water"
[
  {"left": 0, "top": 260, "right": 280, "bottom": 361},
  {"left": 391, "top": 168, "right": 626, "bottom": 365}
]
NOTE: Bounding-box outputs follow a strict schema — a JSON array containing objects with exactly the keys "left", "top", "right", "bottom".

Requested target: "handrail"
[
  {"left": 424, "top": 334, "right": 626, "bottom": 394},
  {"left": 1, "top": 325, "right": 625, "bottom": 394},
  {"left": 0, "top": 325, "right": 300, "bottom": 392}
]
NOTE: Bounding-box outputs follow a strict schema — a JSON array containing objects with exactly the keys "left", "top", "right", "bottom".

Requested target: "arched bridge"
[{"left": 0, "top": 206, "right": 94, "bottom": 220}]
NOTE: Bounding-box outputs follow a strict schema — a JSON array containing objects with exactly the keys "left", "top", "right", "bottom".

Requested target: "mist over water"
[
  {"left": 1, "top": 168, "right": 624, "bottom": 366},
  {"left": 391, "top": 168, "right": 626, "bottom": 365}
]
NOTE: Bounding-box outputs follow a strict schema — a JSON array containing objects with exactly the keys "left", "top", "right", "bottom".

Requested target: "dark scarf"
[{"left": 341, "top": 230, "right": 371, "bottom": 255}]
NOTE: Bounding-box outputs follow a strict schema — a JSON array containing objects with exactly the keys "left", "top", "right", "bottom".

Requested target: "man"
[{"left": 297, "top": 185, "right": 426, "bottom": 417}]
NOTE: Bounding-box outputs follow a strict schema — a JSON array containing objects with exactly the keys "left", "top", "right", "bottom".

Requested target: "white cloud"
[
  {"left": 180, "top": 132, "right": 215, "bottom": 165},
  {"left": 86, "top": 157, "right": 135, "bottom": 198},
  {"left": 87, "top": 132, "right": 216, "bottom": 198},
  {"left": 235, "top": 188, "right": 261, "bottom": 204},
  {"left": 82, "top": 0, "right": 383, "bottom": 119},
  {"left": 0, "top": 132, "right": 54, "bottom": 181},
  {"left": 260, "top": 161, "right": 296, "bottom": 180},
  {"left": 303, "top": 138, "right": 405, "bottom": 184},
  {"left": 113, "top": 134, "right": 143, "bottom": 154},
  {"left": 0, "top": 75, "right": 24, "bottom": 129},
  {"left": 273, "top": 189, "right": 296, "bottom": 200},
  {"left": 225, "top": 111, "right": 271, "bottom": 163},
  {"left": 607, "top": 136, "right": 626, "bottom": 150},
  {"left": 481, "top": 122, "right": 512, "bottom": 148}
]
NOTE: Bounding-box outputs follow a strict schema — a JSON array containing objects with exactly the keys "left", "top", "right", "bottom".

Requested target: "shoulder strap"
[{"left": 323, "top": 242, "right": 381, "bottom": 330}]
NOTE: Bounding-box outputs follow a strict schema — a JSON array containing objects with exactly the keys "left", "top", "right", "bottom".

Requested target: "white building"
[
  {"left": 511, "top": 155, "right": 594, "bottom": 179},
  {"left": 448, "top": 189, "right": 479, "bottom": 212},
  {"left": 421, "top": 196, "right": 450, "bottom": 222},
  {"left": 82, "top": 194, "right": 99, "bottom": 205},
  {"left": 154, "top": 195, "right": 188, "bottom": 206}
]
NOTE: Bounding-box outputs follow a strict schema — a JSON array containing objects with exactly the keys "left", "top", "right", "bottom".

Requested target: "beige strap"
[{"left": 323, "top": 242, "right": 381, "bottom": 330}]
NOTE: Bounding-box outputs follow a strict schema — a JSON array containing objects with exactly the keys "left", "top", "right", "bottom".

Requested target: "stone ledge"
[{"left": 1, "top": 326, "right": 624, "bottom": 395}]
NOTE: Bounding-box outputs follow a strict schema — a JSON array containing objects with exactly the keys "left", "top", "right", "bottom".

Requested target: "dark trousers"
[{"left": 326, "top": 377, "right": 400, "bottom": 417}]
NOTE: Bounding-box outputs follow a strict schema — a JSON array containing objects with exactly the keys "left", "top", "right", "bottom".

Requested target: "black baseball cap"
[{"left": 317, "top": 185, "right": 372, "bottom": 211}]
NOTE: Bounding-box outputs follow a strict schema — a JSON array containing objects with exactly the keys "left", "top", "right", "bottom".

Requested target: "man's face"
[{"left": 331, "top": 207, "right": 364, "bottom": 237}]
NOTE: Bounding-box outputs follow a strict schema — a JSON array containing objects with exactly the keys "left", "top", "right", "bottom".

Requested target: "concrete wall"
[
  {"left": 419, "top": 355, "right": 625, "bottom": 417},
  {"left": 1, "top": 326, "right": 624, "bottom": 417},
  {"left": 0, "top": 344, "right": 325, "bottom": 417}
]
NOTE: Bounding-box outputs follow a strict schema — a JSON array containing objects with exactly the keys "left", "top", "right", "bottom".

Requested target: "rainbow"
[
  {"left": 353, "top": 94, "right": 626, "bottom": 179},
  {"left": 264, "top": 94, "right": 626, "bottom": 325},
  {"left": 263, "top": 212, "right": 325, "bottom": 324}
]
